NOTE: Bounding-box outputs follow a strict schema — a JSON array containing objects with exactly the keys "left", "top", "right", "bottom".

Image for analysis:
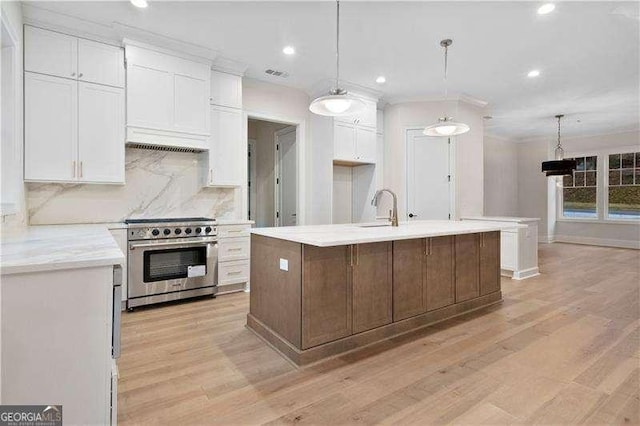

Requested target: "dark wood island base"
[{"left": 247, "top": 231, "right": 501, "bottom": 366}]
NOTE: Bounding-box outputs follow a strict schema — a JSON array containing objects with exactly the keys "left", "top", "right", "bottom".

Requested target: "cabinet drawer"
[
  {"left": 218, "top": 237, "right": 250, "bottom": 261},
  {"left": 218, "top": 260, "right": 250, "bottom": 285},
  {"left": 218, "top": 224, "right": 251, "bottom": 239}
]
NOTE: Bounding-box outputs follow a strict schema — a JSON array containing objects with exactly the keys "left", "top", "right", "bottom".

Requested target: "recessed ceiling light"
[
  {"left": 130, "top": 0, "right": 148, "bottom": 8},
  {"left": 282, "top": 46, "right": 295, "bottom": 55},
  {"left": 375, "top": 76, "right": 386, "bottom": 84},
  {"left": 537, "top": 3, "right": 555, "bottom": 15},
  {"left": 527, "top": 69, "right": 540, "bottom": 78}
]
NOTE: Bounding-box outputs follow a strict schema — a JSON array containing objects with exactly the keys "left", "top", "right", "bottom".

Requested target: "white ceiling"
[{"left": 26, "top": 1, "right": 640, "bottom": 140}]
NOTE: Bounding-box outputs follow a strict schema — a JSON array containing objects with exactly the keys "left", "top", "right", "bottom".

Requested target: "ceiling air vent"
[{"left": 264, "top": 69, "right": 289, "bottom": 78}]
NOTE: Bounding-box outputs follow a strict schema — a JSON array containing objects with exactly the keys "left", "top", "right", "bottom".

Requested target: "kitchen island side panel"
[{"left": 249, "top": 234, "right": 302, "bottom": 347}]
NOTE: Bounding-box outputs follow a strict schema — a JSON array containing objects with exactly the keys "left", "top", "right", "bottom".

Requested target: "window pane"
[
  {"left": 586, "top": 171, "right": 596, "bottom": 186},
  {"left": 636, "top": 168, "right": 640, "bottom": 185},
  {"left": 636, "top": 153, "right": 640, "bottom": 168},
  {"left": 609, "top": 170, "right": 621, "bottom": 186},
  {"left": 608, "top": 186, "right": 640, "bottom": 220},
  {"left": 609, "top": 154, "right": 621, "bottom": 169},
  {"left": 563, "top": 174, "right": 573, "bottom": 187},
  {"left": 622, "top": 169, "right": 634, "bottom": 185},
  {"left": 622, "top": 153, "right": 634, "bottom": 168},
  {"left": 563, "top": 187, "right": 597, "bottom": 218},
  {"left": 574, "top": 171, "right": 585, "bottom": 186},
  {"left": 576, "top": 157, "right": 585, "bottom": 171},
  {"left": 585, "top": 156, "right": 597, "bottom": 171}
]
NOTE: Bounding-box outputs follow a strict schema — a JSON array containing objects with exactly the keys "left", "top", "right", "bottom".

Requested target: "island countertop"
[{"left": 250, "top": 220, "right": 524, "bottom": 247}]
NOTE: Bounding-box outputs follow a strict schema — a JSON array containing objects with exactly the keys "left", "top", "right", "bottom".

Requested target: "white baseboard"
[
  {"left": 553, "top": 234, "right": 640, "bottom": 250},
  {"left": 512, "top": 267, "right": 540, "bottom": 280},
  {"left": 538, "top": 235, "right": 554, "bottom": 244}
]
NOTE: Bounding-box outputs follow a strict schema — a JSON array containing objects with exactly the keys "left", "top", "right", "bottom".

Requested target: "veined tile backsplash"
[{"left": 27, "top": 148, "right": 239, "bottom": 225}]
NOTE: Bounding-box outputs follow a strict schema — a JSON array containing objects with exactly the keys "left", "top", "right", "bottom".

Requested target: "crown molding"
[
  {"left": 385, "top": 92, "right": 488, "bottom": 108},
  {"left": 309, "top": 78, "right": 382, "bottom": 102}
]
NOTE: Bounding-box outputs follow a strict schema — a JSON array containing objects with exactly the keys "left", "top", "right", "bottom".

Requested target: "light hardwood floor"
[{"left": 118, "top": 243, "right": 639, "bottom": 425}]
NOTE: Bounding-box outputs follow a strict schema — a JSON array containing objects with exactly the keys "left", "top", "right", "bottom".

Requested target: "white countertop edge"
[
  {"left": 217, "top": 219, "right": 254, "bottom": 226},
  {"left": 1, "top": 255, "right": 125, "bottom": 276},
  {"left": 461, "top": 216, "right": 541, "bottom": 223}
]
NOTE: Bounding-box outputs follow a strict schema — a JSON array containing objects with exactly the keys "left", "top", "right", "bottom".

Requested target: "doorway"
[
  {"left": 247, "top": 118, "right": 297, "bottom": 227},
  {"left": 406, "top": 128, "right": 454, "bottom": 220}
]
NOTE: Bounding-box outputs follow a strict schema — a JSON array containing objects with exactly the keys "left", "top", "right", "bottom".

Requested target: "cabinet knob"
[
  {"left": 78, "top": 72, "right": 83, "bottom": 78},
  {"left": 71, "top": 72, "right": 76, "bottom": 77}
]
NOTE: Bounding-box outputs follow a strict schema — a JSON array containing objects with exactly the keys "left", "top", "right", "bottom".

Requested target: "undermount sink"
[{"left": 357, "top": 222, "right": 391, "bottom": 228}]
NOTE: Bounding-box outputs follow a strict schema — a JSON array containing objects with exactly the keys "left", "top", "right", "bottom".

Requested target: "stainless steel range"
[{"left": 125, "top": 217, "right": 218, "bottom": 310}]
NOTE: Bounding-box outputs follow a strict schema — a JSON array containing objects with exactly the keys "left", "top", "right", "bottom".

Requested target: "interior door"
[
  {"left": 406, "top": 129, "right": 452, "bottom": 220},
  {"left": 78, "top": 81, "right": 124, "bottom": 183},
  {"left": 276, "top": 126, "right": 297, "bottom": 226},
  {"left": 24, "top": 72, "right": 77, "bottom": 182}
]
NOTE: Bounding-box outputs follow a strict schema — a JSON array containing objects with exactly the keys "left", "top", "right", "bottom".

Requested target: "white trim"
[
  {"left": 247, "top": 139, "right": 257, "bottom": 222},
  {"left": 556, "top": 218, "right": 640, "bottom": 225},
  {"left": 553, "top": 235, "right": 640, "bottom": 250},
  {"left": 385, "top": 92, "right": 488, "bottom": 108},
  {"left": 244, "top": 110, "right": 307, "bottom": 226},
  {"left": 274, "top": 126, "right": 297, "bottom": 227},
  {"left": 501, "top": 267, "right": 540, "bottom": 280},
  {"left": 516, "top": 129, "right": 640, "bottom": 144}
]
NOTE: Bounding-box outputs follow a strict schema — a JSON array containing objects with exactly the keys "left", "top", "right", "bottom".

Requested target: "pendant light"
[
  {"left": 309, "top": 1, "right": 365, "bottom": 116},
  {"left": 541, "top": 115, "right": 577, "bottom": 176},
  {"left": 423, "top": 39, "right": 470, "bottom": 137}
]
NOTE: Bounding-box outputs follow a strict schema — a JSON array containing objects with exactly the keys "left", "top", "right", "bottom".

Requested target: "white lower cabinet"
[
  {"left": 202, "top": 105, "right": 244, "bottom": 187},
  {"left": 24, "top": 72, "right": 125, "bottom": 184},
  {"left": 217, "top": 223, "right": 251, "bottom": 293}
]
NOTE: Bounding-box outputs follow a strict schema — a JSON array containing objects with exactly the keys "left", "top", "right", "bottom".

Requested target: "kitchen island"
[{"left": 247, "top": 220, "right": 522, "bottom": 365}]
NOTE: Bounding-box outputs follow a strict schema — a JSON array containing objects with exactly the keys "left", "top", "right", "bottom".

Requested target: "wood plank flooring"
[{"left": 118, "top": 243, "right": 640, "bottom": 425}]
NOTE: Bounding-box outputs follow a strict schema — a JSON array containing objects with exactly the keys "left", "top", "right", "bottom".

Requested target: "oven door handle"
[{"left": 129, "top": 240, "right": 216, "bottom": 250}]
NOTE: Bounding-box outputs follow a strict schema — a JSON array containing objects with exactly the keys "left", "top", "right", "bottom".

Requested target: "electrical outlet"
[{"left": 279, "top": 258, "right": 289, "bottom": 271}]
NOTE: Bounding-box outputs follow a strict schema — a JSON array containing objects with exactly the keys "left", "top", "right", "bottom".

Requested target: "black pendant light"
[{"left": 542, "top": 114, "right": 576, "bottom": 176}]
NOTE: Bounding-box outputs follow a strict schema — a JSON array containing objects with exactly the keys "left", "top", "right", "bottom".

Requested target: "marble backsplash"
[{"left": 27, "top": 148, "right": 238, "bottom": 225}]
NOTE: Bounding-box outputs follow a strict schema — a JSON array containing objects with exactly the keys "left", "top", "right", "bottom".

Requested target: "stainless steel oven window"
[{"left": 143, "top": 246, "right": 207, "bottom": 282}]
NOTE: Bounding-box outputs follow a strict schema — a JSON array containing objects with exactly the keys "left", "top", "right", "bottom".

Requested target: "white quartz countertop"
[
  {"left": 462, "top": 216, "right": 540, "bottom": 223},
  {"left": 217, "top": 219, "right": 254, "bottom": 226},
  {"left": 251, "top": 220, "right": 524, "bottom": 247},
  {"left": 1, "top": 224, "right": 124, "bottom": 275}
]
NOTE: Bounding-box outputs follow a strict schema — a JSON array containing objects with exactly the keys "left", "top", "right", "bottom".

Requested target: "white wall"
[
  {"left": 516, "top": 130, "right": 640, "bottom": 248},
  {"left": 247, "top": 119, "right": 289, "bottom": 227},
  {"left": 484, "top": 134, "right": 518, "bottom": 216},
  {"left": 1, "top": 0, "right": 26, "bottom": 230},
  {"left": 243, "top": 78, "right": 319, "bottom": 224},
  {"left": 383, "top": 99, "right": 485, "bottom": 219}
]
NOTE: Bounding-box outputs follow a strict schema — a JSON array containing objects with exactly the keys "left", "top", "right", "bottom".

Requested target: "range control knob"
[
  {"left": 195, "top": 227, "right": 202, "bottom": 234},
  {"left": 185, "top": 228, "right": 192, "bottom": 234},
  {"left": 163, "top": 229, "right": 171, "bottom": 236},
  {"left": 175, "top": 228, "right": 182, "bottom": 235},
  {"left": 151, "top": 229, "right": 160, "bottom": 236},
  {"left": 205, "top": 226, "right": 212, "bottom": 234}
]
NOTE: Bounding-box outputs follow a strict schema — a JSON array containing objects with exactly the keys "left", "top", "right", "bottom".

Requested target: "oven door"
[{"left": 128, "top": 237, "right": 217, "bottom": 299}]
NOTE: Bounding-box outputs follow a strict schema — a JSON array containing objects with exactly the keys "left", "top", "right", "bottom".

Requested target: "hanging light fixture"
[
  {"left": 542, "top": 114, "right": 577, "bottom": 176},
  {"left": 423, "top": 39, "right": 470, "bottom": 137},
  {"left": 309, "top": 1, "right": 365, "bottom": 116}
]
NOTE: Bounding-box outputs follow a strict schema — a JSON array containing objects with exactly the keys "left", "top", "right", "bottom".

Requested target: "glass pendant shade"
[
  {"left": 423, "top": 117, "right": 470, "bottom": 137},
  {"left": 309, "top": 91, "right": 365, "bottom": 117}
]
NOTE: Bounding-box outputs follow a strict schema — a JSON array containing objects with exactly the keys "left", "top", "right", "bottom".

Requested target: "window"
[
  {"left": 561, "top": 155, "right": 597, "bottom": 218},
  {"left": 607, "top": 152, "right": 640, "bottom": 220}
]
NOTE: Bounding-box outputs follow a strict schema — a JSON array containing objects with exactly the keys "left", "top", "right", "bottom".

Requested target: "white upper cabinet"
[
  {"left": 24, "top": 72, "right": 78, "bottom": 182},
  {"left": 334, "top": 98, "right": 377, "bottom": 129},
  {"left": 125, "top": 44, "right": 211, "bottom": 150},
  {"left": 78, "top": 82, "right": 125, "bottom": 183},
  {"left": 334, "top": 122, "right": 356, "bottom": 162},
  {"left": 355, "top": 127, "right": 377, "bottom": 163},
  {"left": 78, "top": 39, "right": 124, "bottom": 88},
  {"left": 25, "top": 26, "right": 78, "bottom": 80},
  {"left": 376, "top": 109, "right": 384, "bottom": 134},
  {"left": 210, "top": 70, "right": 242, "bottom": 109},
  {"left": 203, "top": 105, "right": 244, "bottom": 187}
]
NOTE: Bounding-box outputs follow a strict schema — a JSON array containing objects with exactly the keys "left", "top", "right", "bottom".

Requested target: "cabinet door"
[
  {"left": 174, "top": 73, "right": 210, "bottom": 134},
  {"left": 426, "top": 236, "right": 455, "bottom": 310},
  {"left": 480, "top": 232, "right": 501, "bottom": 295},
  {"left": 355, "top": 126, "right": 377, "bottom": 163},
  {"left": 126, "top": 62, "right": 173, "bottom": 130},
  {"left": 455, "top": 233, "right": 480, "bottom": 303},
  {"left": 78, "top": 39, "right": 124, "bottom": 88},
  {"left": 302, "top": 245, "right": 352, "bottom": 349},
  {"left": 209, "top": 106, "right": 243, "bottom": 186},
  {"left": 334, "top": 122, "right": 356, "bottom": 161},
  {"left": 24, "top": 26, "right": 77, "bottom": 80},
  {"left": 393, "top": 239, "right": 426, "bottom": 321},
  {"left": 78, "top": 82, "right": 125, "bottom": 183},
  {"left": 352, "top": 242, "right": 393, "bottom": 333},
  {"left": 24, "top": 73, "right": 77, "bottom": 182},
  {"left": 357, "top": 100, "right": 377, "bottom": 129},
  {"left": 210, "top": 70, "right": 242, "bottom": 108}
]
